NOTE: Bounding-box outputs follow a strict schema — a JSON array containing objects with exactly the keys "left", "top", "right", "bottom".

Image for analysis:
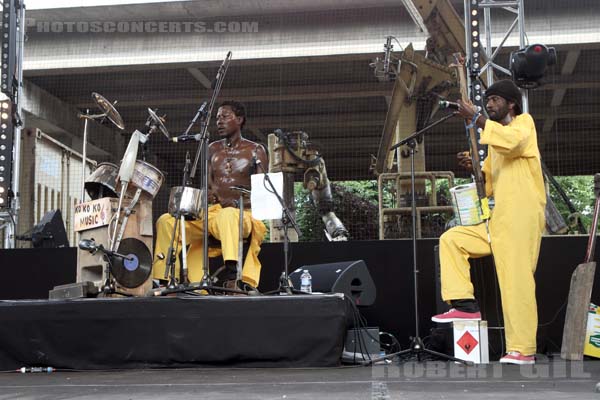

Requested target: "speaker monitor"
[
  {"left": 289, "top": 260, "right": 376, "bottom": 306},
  {"left": 17, "top": 209, "right": 69, "bottom": 248}
]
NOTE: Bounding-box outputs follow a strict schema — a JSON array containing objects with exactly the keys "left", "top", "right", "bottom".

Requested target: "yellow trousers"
[
  {"left": 439, "top": 221, "right": 541, "bottom": 355},
  {"left": 152, "top": 204, "right": 267, "bottom": 287}
]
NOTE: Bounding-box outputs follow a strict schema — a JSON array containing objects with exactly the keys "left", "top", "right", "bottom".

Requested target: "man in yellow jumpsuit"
[
  {"left": 153, "top": 101, "right": 268, "bottom": 289},
  {"left": 431, "top": 80, "right": 546, "bottom": 365}
]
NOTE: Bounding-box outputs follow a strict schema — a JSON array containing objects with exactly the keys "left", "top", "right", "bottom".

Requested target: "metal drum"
[
  {"left": 118, "top": 160, "right": 165, "bottom": 200},
  {"left": 85, "top": 162, "right": 119, "bottom": 200},
  {"left": 168, "top": 186, "right": 204, "bottom": 220}
]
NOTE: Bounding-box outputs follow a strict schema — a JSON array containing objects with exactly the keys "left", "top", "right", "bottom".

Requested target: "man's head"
[
  {"left": 484, "top": 79, "right": 522, "bottom": 122},
  {"left": 217, "top": 100, "right": 246, "bottom": 139}
]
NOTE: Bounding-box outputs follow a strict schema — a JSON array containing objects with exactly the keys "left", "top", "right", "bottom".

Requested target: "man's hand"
[
  {"left": 457, "top": 151, "right": 473, "bottom": 172},
  {"left": 456, "top": 99, "right": 478, "bottom": 121}
]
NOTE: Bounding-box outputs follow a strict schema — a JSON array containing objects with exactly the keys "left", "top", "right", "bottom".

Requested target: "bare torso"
[{"left": 209, "top": 138, "right": 268, "bottom": 208}]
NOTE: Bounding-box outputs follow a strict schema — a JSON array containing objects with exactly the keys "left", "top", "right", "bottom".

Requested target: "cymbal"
[
  {"left": 92, "top": 92, "right": 126, "bottom": 130},
  {"left": 147, "top": 108, "right": 170, "bottom": 139},
  {"left": 110, "top": 238, "right": 152, "bottom": 288}
]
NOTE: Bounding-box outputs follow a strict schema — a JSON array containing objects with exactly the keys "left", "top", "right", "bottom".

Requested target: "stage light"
[
  {"left": 510, "top": 44, "right": 557, "bottom": 89},
  {"left": 0, "top": 98, "right": 12, "bottom": 207},
  {"left": 1, "top": 0, "right": 16, "bottom": 99}
]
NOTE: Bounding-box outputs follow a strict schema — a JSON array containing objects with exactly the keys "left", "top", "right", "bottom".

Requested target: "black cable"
[
  {"left": 343, "top": 295, "right": 404, "bottom": 359},
  {"left": 342, "top": 296, "right": 373, "bottom": 363},
  {"left": 538, "top": 297, "right": 568, "bottom": 328},
  {"left": 378, "top": 332, "right": 401, "bottom": 353}
]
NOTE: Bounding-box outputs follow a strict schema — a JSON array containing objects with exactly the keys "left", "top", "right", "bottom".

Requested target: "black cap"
[{"left": 485, "top": 79, "right": 523, "bottom": 115}]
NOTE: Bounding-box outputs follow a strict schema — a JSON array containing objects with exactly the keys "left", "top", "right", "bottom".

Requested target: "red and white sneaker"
[
  {"left": 431, "top": 308, "right": 482, "bottom": 323},
  {"left": 499, "top": 352, "right": 535, "bottom": 365}
]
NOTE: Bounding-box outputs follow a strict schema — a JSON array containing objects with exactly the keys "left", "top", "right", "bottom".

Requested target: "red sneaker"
[
  {"left": 431, "top": 308, "right": 482, "bottom": 323},
  {"left": 499, "top": 352, "right": 535, "bottom": 365}
]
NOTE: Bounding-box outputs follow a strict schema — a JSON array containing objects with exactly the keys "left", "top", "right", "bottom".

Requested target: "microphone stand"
[
  {"left": 365, "top": 111, "right": 468, "bottom": 365},
  {"left": 255, "top": 161, "right": 303, "bottom": 295},
  {"left": 189, "top": 51, "right": 231, "bottom": 290},
  {"left": 78, "top": 239, "right": 133, "bottom": 296},
  {"left": 154, "top": 52, "right": 232, "bottom": 296},
  {"left": 161, "top": 102, "right": 210, "bottom": 289}
]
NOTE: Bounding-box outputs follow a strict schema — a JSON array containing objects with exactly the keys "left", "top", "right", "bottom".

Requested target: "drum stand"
[
  {"left": 229, "top": 187, "right": 251, "bottom": 285},
  {"left": 164, "top": 153, "right": 193, "bottom": 289},
  {"left": 105, "top": 110, "right": 168, "bottom": 293},
  {"left": 365, "top": 112, "right": 467, "bottom": 365},
  {"left": 78, "top": 93, "right": 126, "bottom": 203}
]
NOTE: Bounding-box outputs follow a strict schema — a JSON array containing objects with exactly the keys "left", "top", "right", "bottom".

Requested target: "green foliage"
[
  {"left": 294, "top": 180, "right": 380, "bottom": 241},
  {"left": 548, "top": 175, "right": 595, "bottom": 231},
  {"left": 289, "top": 175, "right": 597, "bottom": 241}
]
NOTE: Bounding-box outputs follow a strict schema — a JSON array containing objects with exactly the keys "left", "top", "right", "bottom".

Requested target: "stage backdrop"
[{"left": 1, "top": 235, "right": 599, "bottom": 356}]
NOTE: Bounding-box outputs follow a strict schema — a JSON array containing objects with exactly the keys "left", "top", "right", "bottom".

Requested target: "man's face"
[
  {"left": 485, "top": 95, "right": 512, "bottom": 122},
  {"left": 216, "top": 106, "right": 243, "bottom": 138}
]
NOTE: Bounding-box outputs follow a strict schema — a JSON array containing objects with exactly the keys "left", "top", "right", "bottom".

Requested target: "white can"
[{"left": 450, "top": 183, "right": 484, "bottom": 226}]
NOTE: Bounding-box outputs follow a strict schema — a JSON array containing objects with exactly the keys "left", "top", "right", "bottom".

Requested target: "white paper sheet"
[{"left": 250, "top": 172, "right": 284, "bottom": 220}]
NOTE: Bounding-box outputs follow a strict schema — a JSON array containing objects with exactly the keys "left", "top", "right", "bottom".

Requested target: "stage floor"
[{"left": 1, "top": 359, "right": 598, "bottom": 399}]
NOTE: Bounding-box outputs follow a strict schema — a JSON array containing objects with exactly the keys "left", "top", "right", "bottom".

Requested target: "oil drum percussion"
[
  {"left": 168, "top": 186, "right": 204, "bottom": 221},
  {"left": 85, "top": 162, "right": 119, "bottom": 200},
  {"left": 117, "top": 160, "right": 165, "bottom": 201}
]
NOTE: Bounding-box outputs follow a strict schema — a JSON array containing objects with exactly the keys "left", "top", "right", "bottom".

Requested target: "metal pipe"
[
  {"left": 80, "top": 111, "right": 89, "bottom": 203},
  {"left": 479, "top": 1, "right": 519, "bottom": 8},
  {"left": 517, "top": 0, "right": 529, "bottom": 113},
  {"left": 3, "top": 1, "right": 26, "bottom": 249}
]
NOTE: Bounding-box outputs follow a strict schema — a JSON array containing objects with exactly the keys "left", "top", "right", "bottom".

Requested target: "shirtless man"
[{"left": 152, "top": 101, "right": 268, "bottom": 289}]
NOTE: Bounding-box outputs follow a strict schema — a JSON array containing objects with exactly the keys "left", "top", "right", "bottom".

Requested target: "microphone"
[
  {"left": 211, "top": 51, "right": 232, "bottom": 89},
  {"left": 197, "top": 101, "right": 208, "bottom": 115},
  {"left": 171, "top": 134, "right": 201, "bottom": 143},
  {"left": 78, "top": 239, "right": 133, "bottom": 261},
  {"left": 79, "top": 238, "right": 99, "bottom": 254},
  {"left": 439, "top": 100, "right": 460, "bottom": 110}
]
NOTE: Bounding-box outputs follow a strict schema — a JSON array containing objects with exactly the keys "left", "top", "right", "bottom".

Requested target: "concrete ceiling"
[{"left": 21, "top": 0, "right": 600, "bottom": 183}]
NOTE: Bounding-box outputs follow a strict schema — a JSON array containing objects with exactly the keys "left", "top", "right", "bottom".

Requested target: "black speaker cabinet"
[
  {"left": 17, "top": 209, "right": 69, "bottom": 248},
  {"left": 289, "top": 260, "right": 376, "bottom": 306}
]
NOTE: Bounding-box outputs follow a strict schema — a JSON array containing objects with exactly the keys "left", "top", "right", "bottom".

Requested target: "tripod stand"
[
  {"left": 366, "top": 112, "right": 467, "bottom": 365},
  {"left": 254, "top": 160, "right": 303, "bottom": 295}
]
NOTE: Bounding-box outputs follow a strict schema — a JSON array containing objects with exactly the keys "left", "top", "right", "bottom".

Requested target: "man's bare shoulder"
[
  {"left": 240, "top": 138, "right": 263, "bottom": 149},
  {"left": 209, "top": 140, "right": 225, "bottom": 149},
  {"left": 209, "top": 140, "right": 226, "bottom": 156}
]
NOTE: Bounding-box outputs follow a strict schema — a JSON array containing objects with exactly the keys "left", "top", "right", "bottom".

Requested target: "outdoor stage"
[
  {"left": 0, "top": 360, "right": 598, "bottom": 399},
  {"left": 1, "top": 236, "right": 600, "bottom": 370}
]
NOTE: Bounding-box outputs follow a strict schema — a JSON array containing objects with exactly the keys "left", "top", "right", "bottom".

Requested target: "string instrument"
[{"left": 451, "top": 53, "right": 490, "bottom": 222}]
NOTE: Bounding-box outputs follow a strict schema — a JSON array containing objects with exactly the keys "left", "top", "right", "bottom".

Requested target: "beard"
[{"left": 487, "top": 107, "right": 509, "bottom": 122}]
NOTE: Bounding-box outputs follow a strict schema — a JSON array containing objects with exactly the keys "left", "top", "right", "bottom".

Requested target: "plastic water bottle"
[
  {"left": 20, "top": 367, "right": 54, "bottom": 373},
  {"left": 300, "top": 269, "right": 312, "bottom": 293}
]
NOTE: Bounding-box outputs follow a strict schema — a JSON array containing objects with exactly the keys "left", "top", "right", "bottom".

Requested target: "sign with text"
[{"left": 74, "top": 197, "right": 113, "bottom": 232}]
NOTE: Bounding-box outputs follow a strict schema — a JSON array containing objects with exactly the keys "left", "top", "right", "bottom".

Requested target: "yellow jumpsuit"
[
  {"left": 152, "top": 204, "right": 267, "bottom": 288},
  {"left": 439, "top": 113, "right": 546, "bottom": 355}
]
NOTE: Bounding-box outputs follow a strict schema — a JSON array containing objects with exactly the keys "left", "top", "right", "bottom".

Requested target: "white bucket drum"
[
  {"left": 117, "top": 160, "right": 165, "bottom": 200},
  {"left": 450, "top": 183, "right": 484, "bottom": 226}
]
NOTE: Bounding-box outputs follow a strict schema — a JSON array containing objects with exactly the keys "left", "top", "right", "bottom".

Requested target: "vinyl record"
[{"left": 110, "top": 238, "right": 152, "bottom": 288}]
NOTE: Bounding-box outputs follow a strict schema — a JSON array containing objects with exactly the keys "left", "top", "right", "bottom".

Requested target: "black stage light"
[
  {"left": 510, "top": 44, "right": 557, "bottom": 89},
  {"left": 0, "top": 99, "right": 13, "bottom": 208}
]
